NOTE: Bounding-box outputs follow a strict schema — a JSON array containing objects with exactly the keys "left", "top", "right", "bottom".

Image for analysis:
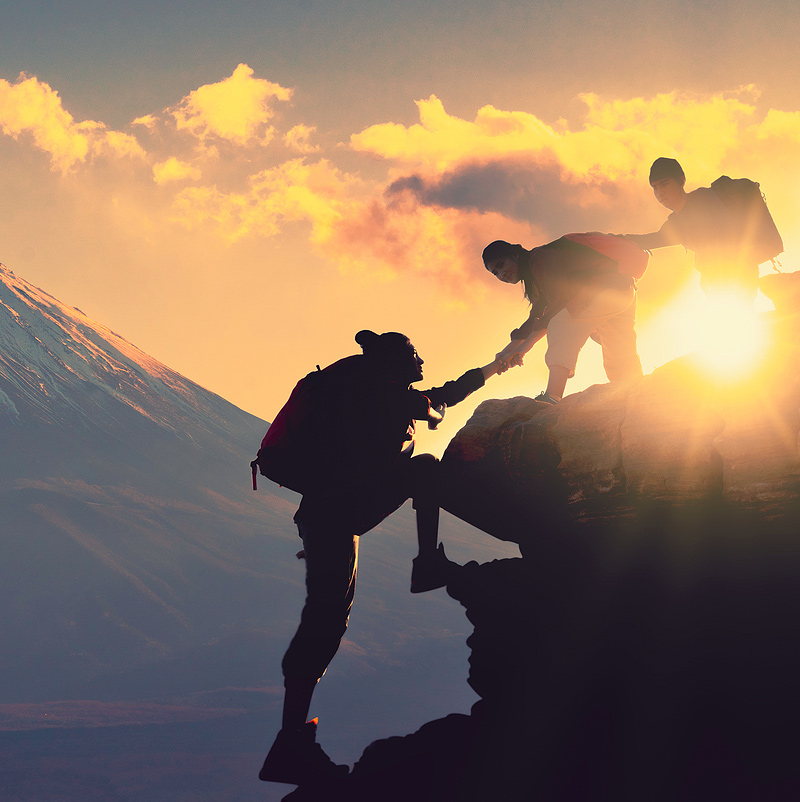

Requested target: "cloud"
[
  {"left": 342, "top": 88, "right": 776, "bottom": 252},
  {"left": 350, "top": 95, "right": 558, "bottom": 173},
  {"left": 0, "top": 73, "right": 145, "bottom": 173},
  {"left": 165, "top": 86, "right": 793, "bottom": 289},
  {"left": 756, "top": 108, "right": 800, "bottom": 142},
  {"left": 385, "top": 159, "right": 628, "bottom": 234},
  {"left": 170, "top": 63, "right": 292, "bottom": 146},
  {"left": 5, "top": 68, "right": 797, "bottom": 294},
  {"left": 170, "top": 158, "right": 359, "bottom": 243},
  {"left": 284, "top": 124, "right": 319, "bottom": 154},
  {"left": 132, "top": 114, "right": 158, "bottom": 131},
  {"left": 323, "top": 188, "right": 536, "bottom": 292},
  {"left": 152, "top": 157, "right": 202, "bottom": 185},
  {"left": 350, "top": 89, "right": 761, "bottom": 184}
]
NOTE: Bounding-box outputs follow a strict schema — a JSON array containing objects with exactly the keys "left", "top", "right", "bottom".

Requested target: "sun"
[
  {"left": 691, "top": 291, "right": 770, "bottom": 379},
  {"left": 639, "top": 278, "right": 773, "bottom": 382}
]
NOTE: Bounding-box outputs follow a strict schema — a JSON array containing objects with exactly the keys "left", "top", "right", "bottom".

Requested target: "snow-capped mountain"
[
  {"left": 0, "top": 261, "right": 254, "bottom": 446},
  {"left": 0, "top": 262, "right": 305, "bottom": 702}
]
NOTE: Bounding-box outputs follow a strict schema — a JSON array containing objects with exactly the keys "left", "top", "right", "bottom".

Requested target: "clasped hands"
[{"left": 495, "top": 350, "right": 525, "bottom": 374}]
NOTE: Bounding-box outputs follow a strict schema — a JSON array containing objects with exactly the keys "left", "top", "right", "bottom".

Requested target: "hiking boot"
[
  {"left": 534, "top": 391, "right": 560, "bottom": 405},
  {"left": 411, "top": 543, "right": 454, "bottom": 594},
  {"left": 258, "top": 718, "right": 350, "bottom": 785}
]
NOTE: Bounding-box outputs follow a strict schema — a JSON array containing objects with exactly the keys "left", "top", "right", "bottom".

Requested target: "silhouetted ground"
[{"left": 287, "top": 507, "right": 800, "bottom": 800}]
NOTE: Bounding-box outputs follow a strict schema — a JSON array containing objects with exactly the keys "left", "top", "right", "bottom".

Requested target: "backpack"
[
  {"left": 562, "top": 233, "right": 650, "bottom": 280},
  {"left": 251, "top": 359, "right": 352, "bottom": 493},
  {"left": 710, "top": 176, "right": 784, "bottom": 266}
]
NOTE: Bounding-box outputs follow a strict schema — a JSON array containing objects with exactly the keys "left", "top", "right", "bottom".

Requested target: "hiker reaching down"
[
  {"left": 256, "top": 329, "right": 508, "bottom": 786},
  {"left": 483, "top": 233, "right": 648, "bottom": 405}
]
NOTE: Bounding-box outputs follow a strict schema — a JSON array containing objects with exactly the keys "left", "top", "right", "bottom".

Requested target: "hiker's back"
[
  {"left": 709, "top": 175, "right": 784, "bottom": 266},
  {"left": 252, "top": 355, "right": 419, "bottom": 494}
]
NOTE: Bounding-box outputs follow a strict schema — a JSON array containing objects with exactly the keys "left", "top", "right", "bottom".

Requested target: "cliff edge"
[{"left": 285, "top": 276, "right": 800, "bottom": 801}]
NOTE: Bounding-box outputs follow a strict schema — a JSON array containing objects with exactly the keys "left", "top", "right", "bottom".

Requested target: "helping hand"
[{"left": 427, "top": 403, "right": 446, "bottom": 430}]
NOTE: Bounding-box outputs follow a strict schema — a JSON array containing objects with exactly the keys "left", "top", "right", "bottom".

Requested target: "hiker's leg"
[
  {"left": 281, "top": 519, "right": 359, "bottom": 728},
  {"left": 406, "top": 454, "right": 453, "bottom": 593},
  {"left": 543, "top": 309, "right": 595, "bottom": 397},
  {"left": 545, "top": 284, "right": 636, "bottom": 393},
  {"left": 545, "top": 365, "right": 571, "bottom": 401},
  {"left": 281, "top": 678, "right": 317, "bottom": 731},
  {"left": 407, "top": 453, "right": 440, "bottom": 555},
  {"left": 595, "top": 296, "right": 643, "bottom": 382}
]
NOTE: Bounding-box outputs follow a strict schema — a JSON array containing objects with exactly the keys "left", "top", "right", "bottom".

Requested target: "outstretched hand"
[
  {"left": 483, "top": 352, "right": 523, "bottom": 379},
  {"left": 427, "top": 403, "right": 446, "bottom": 430}
]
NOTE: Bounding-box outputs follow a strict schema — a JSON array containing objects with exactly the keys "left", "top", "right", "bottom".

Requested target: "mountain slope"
[{"left": 0, "top": 262, "right": 304, "bottom": 701}]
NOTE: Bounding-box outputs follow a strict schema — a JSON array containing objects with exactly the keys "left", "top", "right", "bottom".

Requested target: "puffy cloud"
[
  {"left": 343, "top": 88, "right": 777, "bottom": 251},
  {"left": 171, "top": 63, "right": 292, "bottom": 146},
  {"left": 0, "top": 73, "right": 145, "bottom": 173},
  {"left": 152, "top": 157, "right": 202, "bottom": 185},
  {"left": 350, "top": 89, "right": 761, "bottom": 184},
  {"left": 284, "top": 124, "right": 320, "bottom": 153},
  {"left": 756, "top": 108, "right": 800, "bottom": 141},
  {"left": 350, "top": 95, "right": 558, "bottom": 172}
]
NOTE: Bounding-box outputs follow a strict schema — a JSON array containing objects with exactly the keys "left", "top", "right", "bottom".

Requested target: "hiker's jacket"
[
  {"left": 511, "top": 237, "right": 635, "bottom": 340},
  {"left": 307, "top": 355, "right": 485, "bottom": 487}
]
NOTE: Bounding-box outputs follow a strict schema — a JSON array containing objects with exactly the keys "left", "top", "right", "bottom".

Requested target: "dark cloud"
[{"left": 386, "top": 159, "right": 640, "bottom": 237}]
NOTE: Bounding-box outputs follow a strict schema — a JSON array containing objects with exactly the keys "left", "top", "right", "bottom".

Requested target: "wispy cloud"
[{"left": 170, "top": 158, "right": 359, "bottom": 243}]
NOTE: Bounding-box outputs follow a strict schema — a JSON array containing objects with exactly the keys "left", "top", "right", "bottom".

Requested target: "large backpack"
[
  {"left": 562, "top": 233, "right": 650, "bottom": 280},
  {"left": 251, "top": 358, "right": 355, "bottom": 493},
  {"left": 710, "top": 176, "right": 784, "bottom": 266}
]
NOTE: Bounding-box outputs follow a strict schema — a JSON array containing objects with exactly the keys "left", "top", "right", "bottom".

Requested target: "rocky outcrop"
[
  {"left": 290, "top": 283, "right": 800, "bottom": 801},
  {"left": 440, "top": 317, "right": 800, "bottom": 548}
]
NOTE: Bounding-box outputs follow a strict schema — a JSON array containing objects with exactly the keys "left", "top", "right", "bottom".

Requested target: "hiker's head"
[
  {"left": 483, "top": 239, "right": 539, "bottom": 305},
  {"left": 482, "top": 240, "right": 526, "bottom": 285},
  {"left": 649, "top": 157, "right": 687, "bottom": 212},
  {"left": 355, "top": 330, "right": 424, "bottom": 383}
]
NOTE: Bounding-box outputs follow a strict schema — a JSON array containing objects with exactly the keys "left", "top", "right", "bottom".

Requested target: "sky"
[{"left": 2, "top": 0, "right": 799, "bottom": 452}]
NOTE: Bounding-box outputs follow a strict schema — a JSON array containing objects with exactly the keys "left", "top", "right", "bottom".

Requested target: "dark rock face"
[{"left": 293, "top": 298, "right": 800, "bottom": 800}]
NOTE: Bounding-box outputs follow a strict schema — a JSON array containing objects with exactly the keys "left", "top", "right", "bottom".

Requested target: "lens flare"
[
  {"left": 639, "top": 279, "right": 773, "bottom": 382},
  {"left": 692, "top": 292, "right": 768, "bottom": 378}
]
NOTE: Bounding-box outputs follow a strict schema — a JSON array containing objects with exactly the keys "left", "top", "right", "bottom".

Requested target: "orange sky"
[{"left": 2, "top": 3, "right": 799, "bottom": 453}]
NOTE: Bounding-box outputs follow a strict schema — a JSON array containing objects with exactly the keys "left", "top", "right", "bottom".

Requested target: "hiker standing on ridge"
[
  {"left": 256, "top": 330, "right": 509, "bottom": 787},
  {"left": 621, "top": 157, "right": 779, "bottom": 300},
  {"left": 483, "top": 233, "right": 649, "bottom": 405}
]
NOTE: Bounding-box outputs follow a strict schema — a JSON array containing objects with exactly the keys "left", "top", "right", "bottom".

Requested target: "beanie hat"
[{"left": 649, "top": 157, "right": 685, "bottom": 184}]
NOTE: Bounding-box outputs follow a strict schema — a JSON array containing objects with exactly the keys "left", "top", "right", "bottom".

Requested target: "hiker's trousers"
[
  {"left": 281, "top": 453, "right": 439, "bottom": 683},
  {"left": 545, "top": 283, "right": 642, "bottom": 381}
]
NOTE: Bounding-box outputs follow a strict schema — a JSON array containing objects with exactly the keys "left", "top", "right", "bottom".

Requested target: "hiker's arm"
[
  {"left": 623, "top": 219, "right": 681, "bottom": 250},
  {"left": 422, "top": 367, "right": 487, "bottom": 409},
  {"left": 494, "top": 300, "right": 542, "bottom": 367},
  {"left": 482, "top": 354, "right": 521, "bottom": 379},
  {"left": 495, "top": 327, "right": 547, "bottom": 369},
  {"left": 623, "top": 232, "right": 663, "bottom": 250}
]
